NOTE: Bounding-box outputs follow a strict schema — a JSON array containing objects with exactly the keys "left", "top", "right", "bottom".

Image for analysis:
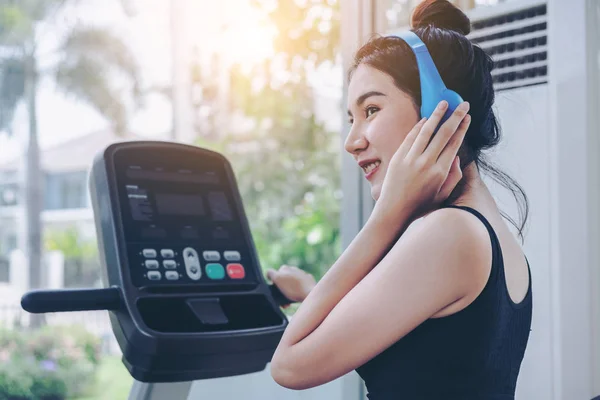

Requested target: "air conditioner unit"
[
  {"left": 467, "top": 3, "right": 553, "bottom": 399},
  {"left": 465, "top": 1, "right": 600, "bottom": 399}
]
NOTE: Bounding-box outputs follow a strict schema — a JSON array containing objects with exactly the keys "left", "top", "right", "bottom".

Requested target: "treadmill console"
[
  {"left": 22, "top": 141, "right": 290, "bottom": 382},
  {"left": 112, "top": 144, "right": 257, "bottom": 289}
]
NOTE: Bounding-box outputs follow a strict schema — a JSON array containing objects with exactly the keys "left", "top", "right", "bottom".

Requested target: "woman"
[{"left": 267, "top": 0, "right": 533, "bottom": 398}]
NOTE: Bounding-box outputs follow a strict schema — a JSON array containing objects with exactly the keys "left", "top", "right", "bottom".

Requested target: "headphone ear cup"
[
  {"left": 439, "top": 89, "right": 464, "bottom": 124},
  {"left": 420, "top": 89, "right": 464, "bottom": 132}
]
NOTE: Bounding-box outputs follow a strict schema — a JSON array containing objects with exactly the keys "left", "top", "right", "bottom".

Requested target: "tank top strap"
[{"left": 442, "top": 205, "right": 503, "bottom": 284}]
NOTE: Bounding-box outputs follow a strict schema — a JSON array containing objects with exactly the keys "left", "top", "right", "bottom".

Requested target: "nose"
[{"left": 344, "top": 126, "right": 368, "bottom": 155}]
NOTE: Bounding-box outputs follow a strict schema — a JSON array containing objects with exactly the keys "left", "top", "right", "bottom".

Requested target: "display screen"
[
  {"left": 154, "top": 193, "right": 206, "bottom": 217},
  {"left": 111, "top": 146, "right": 256, "bottom": 287},
  {"left": 118, "top": 164, "right": 238, "bottom": 241}
]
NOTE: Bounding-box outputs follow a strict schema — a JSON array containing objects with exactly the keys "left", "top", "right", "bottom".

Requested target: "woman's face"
[{"left": 345, "top": 64, "right": 420, "bottom": 201}]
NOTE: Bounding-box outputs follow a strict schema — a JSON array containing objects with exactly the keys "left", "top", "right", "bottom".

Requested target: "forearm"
[{"left": 276, "top": 208, "right": 411, "bottom": 347}]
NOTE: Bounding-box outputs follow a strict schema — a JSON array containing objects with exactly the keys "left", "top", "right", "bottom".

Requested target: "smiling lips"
[{"left": 359, "top": 159, "right": 381, "bottom": 180}]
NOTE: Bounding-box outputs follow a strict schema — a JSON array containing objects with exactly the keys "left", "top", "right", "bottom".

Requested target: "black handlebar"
[
  {"left": 21, "top": 285, "right": 292, "bottom": 314},
  {"left": 21, "top": 287, "right": 122, "bottom": 314},
  {"left": 269, "top": 284, "right": 293, "bottom": 307}
]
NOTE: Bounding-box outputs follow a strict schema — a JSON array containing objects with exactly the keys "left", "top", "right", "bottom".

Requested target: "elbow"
[
  {"left": 270, "top": 364, "right": 298, "bottom": 390},
  {"left": 270, "top": 354, "right": 312, "bottom": 390}
]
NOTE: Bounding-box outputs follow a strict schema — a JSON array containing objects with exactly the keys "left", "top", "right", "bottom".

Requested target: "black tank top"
[{"left": 355, "top": 205, "right": 533, "bottom": 400}]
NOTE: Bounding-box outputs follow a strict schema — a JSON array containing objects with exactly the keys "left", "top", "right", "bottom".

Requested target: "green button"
[{"left": 205, "top": 263, "right": 225, "bottom": 280}]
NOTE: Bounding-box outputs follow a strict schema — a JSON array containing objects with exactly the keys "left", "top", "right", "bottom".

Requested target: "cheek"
[{"left": 365, "top": 115, "right": 411, "bottom": 161}]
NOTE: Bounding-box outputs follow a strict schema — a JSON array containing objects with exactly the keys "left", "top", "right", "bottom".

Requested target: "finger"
[
  {"left": 396, "top": 117, "right": 427, "bottom": 159},
  {"left": 438, "top": 114, "right": 471, "bottom": 168},
  {"left": 266, "top": 269, "right": 277, "bottom": 281},
  {"left": 407, "top": 100, "right": 448, "bottom": 159},
  {"left": 436, "top": 156, "right": 462, "bottom": 202},
  {"left": 424, "top": 102, "right": 470, "bottom": 161}
]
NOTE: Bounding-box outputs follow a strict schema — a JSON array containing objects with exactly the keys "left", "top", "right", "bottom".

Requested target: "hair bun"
[{"left": 411, "top": 0, "right": 471, "bottom": 36}]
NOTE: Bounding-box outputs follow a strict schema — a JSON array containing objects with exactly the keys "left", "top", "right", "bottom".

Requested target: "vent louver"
[{"left": 469, "top": 4, "right": 548, "bottom": 91}]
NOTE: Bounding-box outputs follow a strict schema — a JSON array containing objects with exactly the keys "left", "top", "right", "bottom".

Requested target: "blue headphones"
[{"left": 392, "top": 31, "right": 463, "bottom": 125}]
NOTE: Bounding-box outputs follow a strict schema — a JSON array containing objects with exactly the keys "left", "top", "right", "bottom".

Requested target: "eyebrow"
[{"left": 347, "top": 91, "right": 386, "bottom": 116}]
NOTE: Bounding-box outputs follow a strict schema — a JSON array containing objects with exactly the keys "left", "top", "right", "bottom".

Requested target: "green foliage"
[
  {"left": 0, "top": 56, "right": 25, "bottom": 132},
  {"left": 0, "top": 326, "right": 101, "bottom": 399},
  {"left": 72, "top": 356, "right": 132, "bottom": 400},
  {"left": 44, "top": 228, "right": 97, "bottom": 261},
  {"left": 194, "top": 0, "right": 342, "bottom": 280},
  {"left": 0, "top": 0, "right": 141, "bottom": 328},
  {"left": 25, "top": 325, "right": 102, "bottom": 368},
  {"left": 0, "top": 357, "right": 68, "bottom": 400},
  {"left": 29, "top": 369, "right": 68, "bottom": 400},
  {"left": 0, "top": 363, "right": 34, "bottom": 400},
  {"left": 252, "top": 0, "right": 341, "bottom": 69},
  {"left": 53, "top": 25, "right": 142, "bottom": 134},
  {"left": 0, "top": 1, "right": 141, "bottom": 134},
  {"left": 253, "top": 189, "right": 341, "bottom": 278},
  {"left": 45, "top": 228, "right": 101, "bottom": 288}
]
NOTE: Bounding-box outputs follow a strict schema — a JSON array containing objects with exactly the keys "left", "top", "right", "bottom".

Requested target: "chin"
[{"left": 371, "top": 185, "right": 381, "bottom": 201}]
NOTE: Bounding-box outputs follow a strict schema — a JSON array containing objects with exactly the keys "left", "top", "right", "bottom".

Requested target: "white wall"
[
  {"left": 488, "top": 1, "right": 600, "bottom": 398},
  {"left": 490, "top": 84, "right": 553, "bottom": 399},
  {"left": 547, "top": 0, "right": 599, "bottom": 398}
]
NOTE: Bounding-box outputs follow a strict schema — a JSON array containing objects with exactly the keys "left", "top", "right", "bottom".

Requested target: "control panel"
[
  {"left": 112, "top": 144, "right": 258, "bottom": 289},
  {"left": 22, "top": 141, "right": 291, "bottom": 383},
  {"left": 134, "top": 246, "right": 247, "bottom": 283}
]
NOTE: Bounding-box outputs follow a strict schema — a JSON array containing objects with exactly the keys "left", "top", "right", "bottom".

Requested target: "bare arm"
[
  {"left": 270, "top": 100, "right": 473, "bottom": 389},
  {"left": 271, "top": 207, "right": 409, "bottom": 341},
  {"left": 270, "top": 208, "right": 491, "bottom": 389}
]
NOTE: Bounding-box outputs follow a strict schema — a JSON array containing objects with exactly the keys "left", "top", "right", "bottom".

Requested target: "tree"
[
  {"left": 0, "top": 0, "right": 140, "bottom": 327},
  {"left": 45, "top": 227, "right": 101, "bottom": 288},
  {"left": 193, "top": 0, "right": 342, "bottom": 279}
]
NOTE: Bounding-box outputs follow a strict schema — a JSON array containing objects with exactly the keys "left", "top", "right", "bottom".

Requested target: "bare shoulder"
[
  {"left": 417, "top": 206, "right": 491, "bottom": 246},
  {"left": 395, "top": 207, "right": 493, "bottom": 291}
]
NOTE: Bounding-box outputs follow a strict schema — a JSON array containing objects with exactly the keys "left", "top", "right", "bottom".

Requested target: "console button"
[
  {"left": 147, "top": 271, "right": 161, "bottom": 281},
  {"left": 163, "top": 260, "right": 177, "bottom": 269},
  {"left": 165, "top": 271, "right": 179, "bottom": 281},
  {"left": 206, "top": 263, "right": 225, "bottom": 280},
  {"left": 226, "top": 263, "right": 245, "bottom": 279},
  {"left": 145, "top": 260, "right": 159, "bottom": 269},
  {"left": 142, "top": 249, "right": 157, "bottom": 258},
  {"left": 161, "top": 249, "right": 175, "bottom": 258},
  {"left": 203, "top": 251, "right": 220, "bottom": 261},
  {"left": 223, "top": 251, "right": 241, "bottom": 262},
  {"left": 183, "top": 247, "right": 202, "bottom": 280}
]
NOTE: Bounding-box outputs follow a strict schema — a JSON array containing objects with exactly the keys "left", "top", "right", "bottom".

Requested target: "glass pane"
[
  {"left": 0, "top": 0, "right": 342, "bottom": 398},
  {"left": 381, "top": 0, "right": 422, "bottom": 31}
]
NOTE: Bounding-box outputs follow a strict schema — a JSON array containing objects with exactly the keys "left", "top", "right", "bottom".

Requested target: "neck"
[{"left": 444, "top": 162, "right": 491, "bottom": 208}]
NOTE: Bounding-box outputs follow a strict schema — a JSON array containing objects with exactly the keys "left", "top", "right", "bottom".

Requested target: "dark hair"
[{"left": 348, "top": 0, "right": 529, "bottom": 241}]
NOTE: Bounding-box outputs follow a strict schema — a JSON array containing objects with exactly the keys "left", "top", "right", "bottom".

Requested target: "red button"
[{"left": 226, "top": 263, "right": 245, "bottom": 279}]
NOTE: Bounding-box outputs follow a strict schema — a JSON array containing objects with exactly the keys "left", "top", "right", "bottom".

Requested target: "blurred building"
[{"left": 0, "top": 130, "right": 140, "bottom": 288}]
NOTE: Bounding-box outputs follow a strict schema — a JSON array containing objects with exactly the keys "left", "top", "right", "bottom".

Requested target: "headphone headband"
[
  {"left": 394, "top": 31, "right": 448, "bottom": 99},
  {"left": 390, "top": 31, "right": 463, "bottom": 122}
]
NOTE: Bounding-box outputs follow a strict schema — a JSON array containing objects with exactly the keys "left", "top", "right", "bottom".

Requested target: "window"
[
  {"left": 0, "top": 256, "right": 8, "bottom": 283},
  {"left": 0, "top": 182, "right": 18, "bottom": 206},
  {"left": 44, "top": 171, "right": 88, "bottom": 210},
  {"left": 0, "top": 1, "right": 343, "bottom": 398}
]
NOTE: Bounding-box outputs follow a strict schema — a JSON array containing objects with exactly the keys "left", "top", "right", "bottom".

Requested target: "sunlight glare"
[{"left": 188, "top": 0, "right": 277, "bottom": 68}]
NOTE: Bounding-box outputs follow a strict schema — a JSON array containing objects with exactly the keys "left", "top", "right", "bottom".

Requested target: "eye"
[{"left": 365, "top": 106, "right": 379, "bottom": 119}]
